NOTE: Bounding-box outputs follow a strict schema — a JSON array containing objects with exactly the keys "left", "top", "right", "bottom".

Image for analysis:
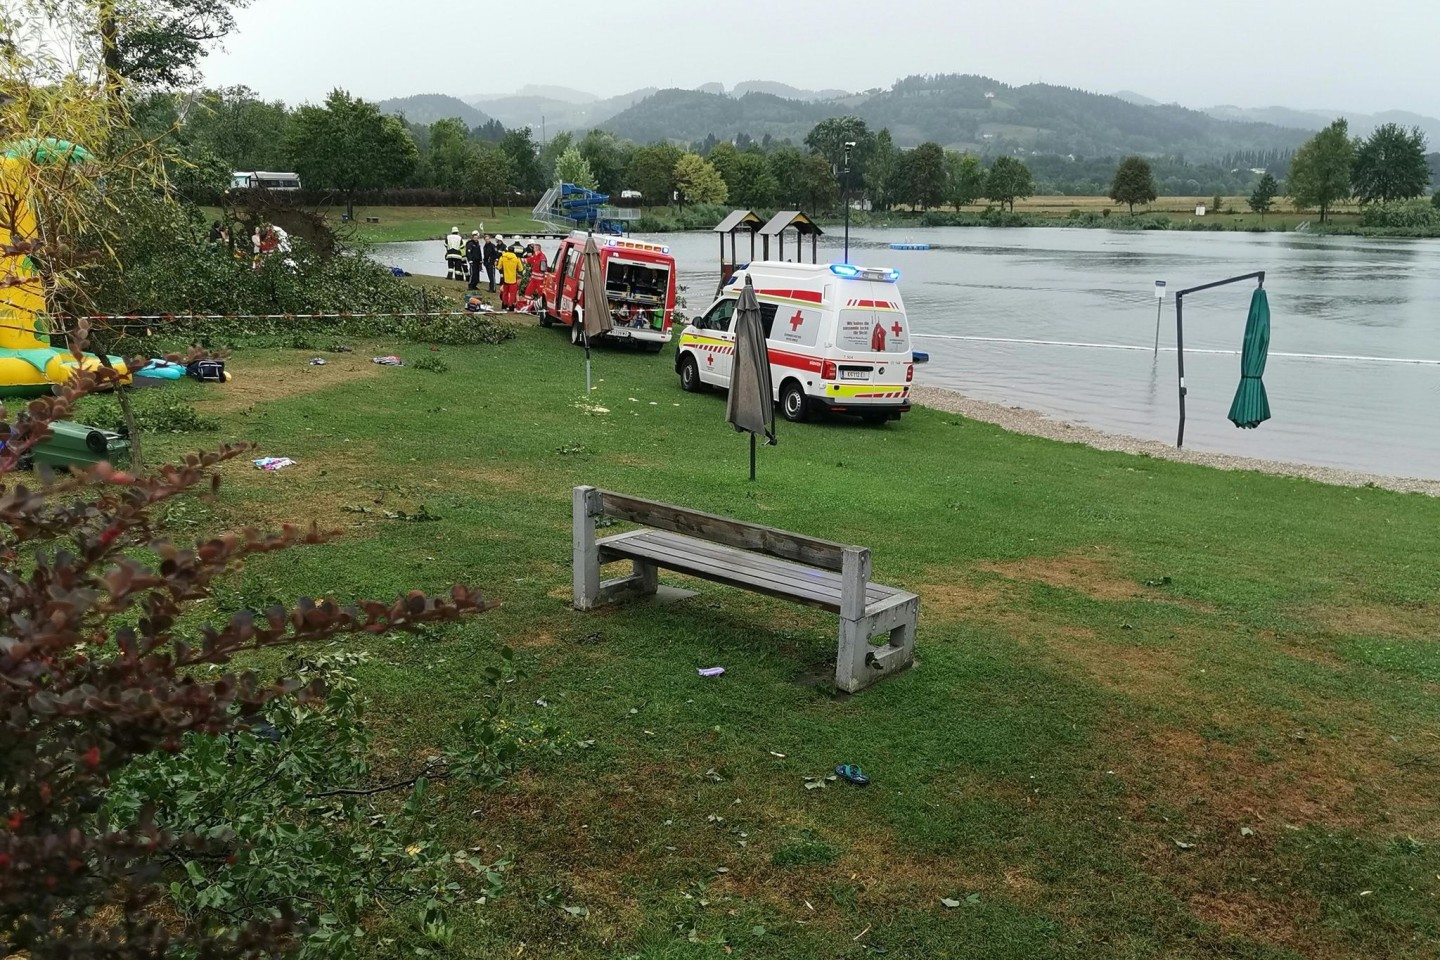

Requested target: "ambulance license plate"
[{"left": 841, "top": 369, "right": 868, "bottom": 380}]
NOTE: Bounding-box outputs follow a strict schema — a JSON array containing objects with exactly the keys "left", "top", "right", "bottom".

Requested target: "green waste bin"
[{"left": 31, "top": 421, "right": 131, "bottom": 470}]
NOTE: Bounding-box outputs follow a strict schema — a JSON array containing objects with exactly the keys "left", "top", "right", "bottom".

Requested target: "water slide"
[{"left": 0, "top": 139, "right": 128, "bottom": 398}]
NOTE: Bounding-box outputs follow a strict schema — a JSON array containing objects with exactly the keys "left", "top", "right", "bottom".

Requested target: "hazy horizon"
[{"left": 201, "top": 0, "right": 1440, "bottom": 118}]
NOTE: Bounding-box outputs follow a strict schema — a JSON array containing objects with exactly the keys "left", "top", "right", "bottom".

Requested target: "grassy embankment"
[{"left": 140, "top": 321, "right": 1440, "bottom": 958}]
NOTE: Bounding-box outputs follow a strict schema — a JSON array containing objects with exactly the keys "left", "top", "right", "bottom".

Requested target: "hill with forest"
[
  {"left": 378, "top": 94, "right": 492, "bottom": 128},
  {"left": 602, "top": 74, "right": 1314, "bottom": 159},
  {"left": 460, "top": 88, "right": 657, "bottom": 133}
]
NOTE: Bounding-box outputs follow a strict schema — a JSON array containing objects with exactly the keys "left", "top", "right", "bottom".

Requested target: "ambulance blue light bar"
[{"left": 830, "top": 264, "right": 900, "bottom": 282}]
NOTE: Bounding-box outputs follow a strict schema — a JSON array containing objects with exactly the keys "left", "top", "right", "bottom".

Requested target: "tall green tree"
[
  {"left": 1351, "top": 123, "right": 1430, "bottom": 204},
  {"left": 577, "top": 129, "right": 630, "bottom": 195},
  {"left": 555, "top": 146, "right": 598, "bottom": 191},
  {"left": 536, "top": 131, "right": 573, "bottom": 186},
  {"left": 1109, "top": 156, "right": 1158, "bottom": 215},
  {"left": 725, "top": 152, "right": 779, "bottom": 208},
  {"left": 768, "top": 145, "right": 807, "bottom": 208},
  {"left": 626, "top": 142, "right": 684, "bottom": 204},
  {"left": 1248, "top": 173, "right": 1279, "bottom": 217},
  {"left": 706, "top": 141, "right": 740, "bottom": 186},
  {"left": 104, "top": 0, "right": 249, "bottom": 88},
  {"left": 426, "top": 117, "right": 472, "bottom": 191},
  {"left": 905, "top": 142, "right": 946, "bottom": 210},
  {"left": 804, "top": 116, "right": 874, "bottom": 179},
  {"left": 467, "top": 140, "right": 515, "bottom": 215},
  {"left": 673, "top": 153, "right": 728, "bottom": 206},
  {"left": 865, "top": 129, "right": 898, "bottom": 212},
  {"left": 800, "top": 153, "right": 839, "bottom": 212},
  {"left": 180, "top": 85, "right": 291, "bottom": 172},
  {"left": 286, "top": 89, "right": 419, "bottom": 219},
  {"left": 1286, "top": 119, "right": 1354, "bottom": 223},
  {"left": 984, "top": 156, "right": 1034, "bottom": 211},
  {"left": 943, "top": 152, "right": 985, "bottom": 210},
  {"left": 499, "top": 127, "right": 542, "bottom": 192}
]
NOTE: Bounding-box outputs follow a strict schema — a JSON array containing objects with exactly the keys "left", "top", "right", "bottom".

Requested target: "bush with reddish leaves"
[{"left": 0, "top": 358, "right": 504, "bottom": 958}]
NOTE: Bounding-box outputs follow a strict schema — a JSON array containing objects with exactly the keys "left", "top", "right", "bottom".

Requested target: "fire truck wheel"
[
  {"left": 679, "top": 355, "right": 703, "bottom": 392},
  {"left": 537, "top": 297, "right": 551, "bottom": 326},
  {"left": 780, "top": 380, "right": 809, "bottom": 422},
  {"left": 571, "top": 322, "right": 583, "bottom": 345}
]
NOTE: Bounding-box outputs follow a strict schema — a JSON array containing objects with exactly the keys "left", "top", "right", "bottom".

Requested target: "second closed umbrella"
[
  {"left": 725, "top": 277, "right": 776, "bottom": 480},
  {"left": 1227, "top": 287, "right": 1272, "bottom": 429}
]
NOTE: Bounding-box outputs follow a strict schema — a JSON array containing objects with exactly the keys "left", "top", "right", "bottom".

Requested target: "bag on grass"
[{"left": 186, "top": 358, "right": 226, "bottom": 383}]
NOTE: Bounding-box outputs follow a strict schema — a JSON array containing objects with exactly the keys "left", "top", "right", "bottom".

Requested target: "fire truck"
[{"left": 536, "top": 232, "right": 678, "bottom": 352}]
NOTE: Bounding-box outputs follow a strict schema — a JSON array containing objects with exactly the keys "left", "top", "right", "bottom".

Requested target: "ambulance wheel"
[
  {"left": 679, "top": 355, "right": 703, "bottom": 392},
  {"left": 537, "top": 297, "right": 552, "bottom": 326},
  {"left": 780, "top": 381, "right": 809, "bottom": 422},
  {"left": 570, "top": 322, "right": 583, "bottom": 345}
]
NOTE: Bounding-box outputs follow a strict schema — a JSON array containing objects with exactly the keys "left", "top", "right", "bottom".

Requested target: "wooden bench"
[{"left": 572, "top": 486, "right": 918, "bottom": 692}]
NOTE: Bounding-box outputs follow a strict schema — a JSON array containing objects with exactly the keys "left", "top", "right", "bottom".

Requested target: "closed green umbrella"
[{"left": 1227, "top": 287, "right": 1271, "bottom": 429}]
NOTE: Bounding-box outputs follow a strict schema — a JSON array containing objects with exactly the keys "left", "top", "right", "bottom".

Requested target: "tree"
[
  {"left": 1248, "top": 173, "right": 1279, "bottom": 217},
  {"left": 498, "top": 127, "right": 542, "bottom": 192},
  {"left": 800, "top": 153, "right": 839, "bottom": 212},
  {"left": 101, "top": 0, "right": 249, "bottom": 88},
  {"left": 1351, "top": 123, "right": 1430, "bottom": 204},
  {"left": 555, "top": 145, "right": 598, "bottom": 190},
  {"left": 865, "top": 129, "right": 898, "bottom": 212},
  {"left": 1109, "top": 156, "right": 1158, "bottom": 215},
  {"left": 905, "top": 142, "right": 946, "bottom": 210},
  {"left": 626, "top": 142, "right": 683, "bottom": 204},
  {"left": 706, "top": 141, "right": 740, "bottom": 186},
  {"left": 536, "top": 130, "right": 573, "bottom": 185},
  {"left": 179, "top": 85, "right": 291, "bottom": 172},
  {"left": 943, "top": 152, "right": 985, "bottom": 210},
  {"left": 984, "top": 156, "right": 1034, "bottom": 211},
  {"left": 673, "top": 153, "right": 728, "bottom": 206},
  {"left": 467, "top": 141, "right": 515, "bottom": 215},
  {"left": 577, "top": 129, "right": 630, "bottom": 195},
  {"left": 1286, "top": 118, "right": 1354, "bottom": 223},
  {"left": 804, "top": 116, "right": 873, "bottom": 177},
  {"left": 286, "top": 89, "right": 418, "bottom": 219},
  {"left": 725, "top": 151, "right": 778, "bottom": 208},
  {"left": 768, "top": 145, "right": 807, "bottom": 208},
  {"left": 426, "top": 117, "right": 472, "bottom": 191}
]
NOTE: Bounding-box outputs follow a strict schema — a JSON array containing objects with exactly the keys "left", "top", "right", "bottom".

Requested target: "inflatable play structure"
[{"left": 0, "top": 139, "right": 129, "bottom": 398}]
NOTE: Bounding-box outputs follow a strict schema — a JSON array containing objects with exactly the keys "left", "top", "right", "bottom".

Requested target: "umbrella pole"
[
  {"left": 583, "top": 327, "right": 592, "bottom": 395},
  {"left": 749, "top": 433, "right": 756, "bottom": 481}
]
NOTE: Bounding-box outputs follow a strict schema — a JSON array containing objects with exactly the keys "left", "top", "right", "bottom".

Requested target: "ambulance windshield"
[{"left": 836, "top": 309, "right": 910, "bottom": 354}]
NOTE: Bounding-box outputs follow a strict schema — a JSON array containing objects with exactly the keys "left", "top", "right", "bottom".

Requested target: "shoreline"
[{"left": 909, "top": 384, "right": 1440, "bottom": 497}]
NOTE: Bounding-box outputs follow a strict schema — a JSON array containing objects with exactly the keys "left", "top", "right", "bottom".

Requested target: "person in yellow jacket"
[{"left": 497, "top": 244, "right": 523, "bottom": 309}]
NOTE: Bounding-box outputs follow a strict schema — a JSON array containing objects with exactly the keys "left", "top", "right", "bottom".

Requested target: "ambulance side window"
[
  {"left": 758, "top": 303, "right": 779, "bottom": 338},
  {"left": 700, "top": 298, "right": 736, "bottom": 332}
]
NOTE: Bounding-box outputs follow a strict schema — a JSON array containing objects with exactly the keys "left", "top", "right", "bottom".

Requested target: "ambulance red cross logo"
[
  {"left": 789, "top": 310, "right": 804, "bottom": 332},
  {"left": 891, "top": 320, "right": 904, "bottom": 338}
]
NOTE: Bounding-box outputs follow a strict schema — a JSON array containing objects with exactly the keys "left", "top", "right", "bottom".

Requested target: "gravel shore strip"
[{"left": 910, "top": 384, "right": 1440, "bottom": 497}]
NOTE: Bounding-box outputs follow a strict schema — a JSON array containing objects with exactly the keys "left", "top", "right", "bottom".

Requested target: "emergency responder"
[
  {"left": 497, "top": 243, "right": 522, "bottom": 309},
  {"left": 465, "top": 231, "right": 484, "bottom": 291},
  {"left": 443, "top": 226, "right": 465, "bottom": 282}
]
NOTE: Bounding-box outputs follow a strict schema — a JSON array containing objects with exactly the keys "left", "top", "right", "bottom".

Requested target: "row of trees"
[
  {"left": 1288, "top": 120, "right": 1432, "bottom": 222},
  {"left": 158, "top": 87, "right": 1354, "bottom": 219},
  {"left": 1105, "top": 118, "right": 1433, "bottom": 223}
]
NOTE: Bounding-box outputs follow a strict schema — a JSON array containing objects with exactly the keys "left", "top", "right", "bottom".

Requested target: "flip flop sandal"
[{"left": 835, "top": 764, "right": 870, "bottom": 786}]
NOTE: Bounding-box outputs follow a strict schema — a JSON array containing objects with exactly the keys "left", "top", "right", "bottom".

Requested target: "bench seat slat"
[{"left": 599, "top": 529, "right": 911, "bottom": 614}]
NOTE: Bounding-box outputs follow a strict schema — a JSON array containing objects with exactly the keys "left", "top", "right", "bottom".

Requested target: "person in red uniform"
[{"left": 522, "top": 244, "right": 548, "bottom": 301}]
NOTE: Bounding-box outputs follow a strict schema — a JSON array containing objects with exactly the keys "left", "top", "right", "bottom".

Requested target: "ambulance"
[
  {"left": 537, "top": 231, "right": 678, "bottom": 351},
  {"left": 675, "top": 261, "right": 914, "bottom": 423}
]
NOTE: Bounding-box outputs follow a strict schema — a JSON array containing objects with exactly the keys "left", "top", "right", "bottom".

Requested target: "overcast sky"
[{"left": 203, "top": 0, "right": 1439, "bottom": 117}]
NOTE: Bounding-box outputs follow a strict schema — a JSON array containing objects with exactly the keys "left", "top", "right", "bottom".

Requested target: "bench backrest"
[{"left": 579, "top": 486, "right": 858, "bottom": 573}]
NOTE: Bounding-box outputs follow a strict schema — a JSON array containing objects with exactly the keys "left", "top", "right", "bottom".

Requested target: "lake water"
[{"left": 376, "top": 226, "right": 1440, "bottom": 479}]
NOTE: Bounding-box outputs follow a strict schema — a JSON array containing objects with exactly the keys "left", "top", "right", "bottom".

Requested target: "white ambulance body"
[{"left": 675, "top": 261, "right": 914, "bottom": 423}]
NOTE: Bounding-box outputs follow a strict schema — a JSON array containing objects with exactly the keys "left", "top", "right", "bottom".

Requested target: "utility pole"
[{"left": 842, "top": 140, "right": 856, "bottom": 264}]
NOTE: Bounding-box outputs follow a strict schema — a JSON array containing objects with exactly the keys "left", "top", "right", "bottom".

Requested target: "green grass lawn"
[{"left": 145, "top": 325, "right": 1440, "bottom": 958}]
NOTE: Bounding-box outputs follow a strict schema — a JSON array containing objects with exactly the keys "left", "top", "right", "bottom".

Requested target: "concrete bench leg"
[
  {"left": 835, "top": 596, "right": 919, "bottom": 693},
  {"left": 596, "top": 559, "right": 658, "bottom": 606}
]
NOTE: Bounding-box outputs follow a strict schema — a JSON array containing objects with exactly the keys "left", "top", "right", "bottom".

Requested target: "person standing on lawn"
[
  {"left": 443, "top": 226, "right": 465, "bottom": 281},
  {"left": 497, "top": 244, "right": 522, "bottom": 309},
  {"left": 482, "top": 234, "right": 498, "bottom": 292},
  {"left": 523, "top": 243, "right": 548, "bottom": 301},
  {"left": 465, "top": 231, "right": 484, "bottom": 291}
]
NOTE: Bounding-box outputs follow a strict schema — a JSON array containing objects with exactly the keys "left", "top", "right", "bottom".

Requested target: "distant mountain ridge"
[
  {"left": 601, "top": 75, "right": 1312, "bottom": 159},
  {"left": 378, "top": 93, "right": 492, "bottom": 128}
]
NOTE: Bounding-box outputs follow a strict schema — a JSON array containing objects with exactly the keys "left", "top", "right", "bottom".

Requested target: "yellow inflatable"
[{"left": 1, "top": 139, "right": 128, "bottom": 398}]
